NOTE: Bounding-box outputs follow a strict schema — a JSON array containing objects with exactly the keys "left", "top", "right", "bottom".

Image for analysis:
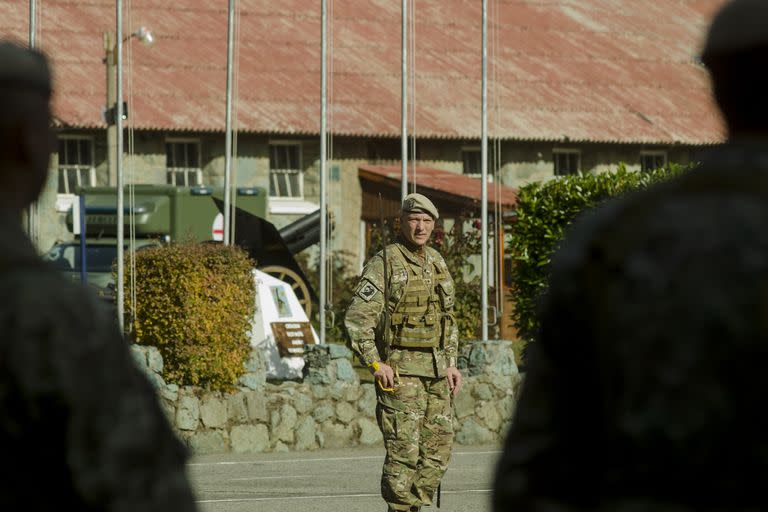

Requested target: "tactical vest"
[{"left": 387, "top": 244, "right": 455, "bottom": 349}]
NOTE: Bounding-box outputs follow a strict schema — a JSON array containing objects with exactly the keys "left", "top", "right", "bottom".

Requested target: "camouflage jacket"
[
  {"left": 345, "top": 240, "right": 458, "bottom": 378},
  {"left": 0, "top": 216, "right": 196, "bottom": 510}
]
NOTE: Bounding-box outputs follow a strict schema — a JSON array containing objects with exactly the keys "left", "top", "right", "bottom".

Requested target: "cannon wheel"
[{"left": 260, "top": 265, "right": 313, "bottom": 318}]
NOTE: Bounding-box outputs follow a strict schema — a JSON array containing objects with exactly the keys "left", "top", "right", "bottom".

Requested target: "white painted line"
[
  {"left": 189, "top": 455, "right": 381, "bottom": 467},
  {"left": 196, "top": 489, "right": 492, "bottom": 504},
  {"left": 189, "top": 450, "right": 500, "bottom": 468},
  {"left": 230, "top": 475, "right": 311, "bottom": 482}
]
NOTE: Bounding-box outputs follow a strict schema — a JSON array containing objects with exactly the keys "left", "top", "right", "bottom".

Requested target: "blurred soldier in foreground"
[
  {"left": 346, "top": 193, "right": 462, "bottom": 512},
  {"left": 493, "top": 1, "right": 768, "bottom": 510},
  {"left": 0, "top": 42, "right": 197, "bottom": 510}
]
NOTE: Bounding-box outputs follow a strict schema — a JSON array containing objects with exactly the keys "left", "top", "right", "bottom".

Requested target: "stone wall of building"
[{"left": 130, "top": 340, "right": 521, "bottom": 455}]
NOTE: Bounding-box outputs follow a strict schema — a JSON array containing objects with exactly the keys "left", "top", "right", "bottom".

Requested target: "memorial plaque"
[{"left": 271, "top": 322, "right": 315, "bottom": 357}]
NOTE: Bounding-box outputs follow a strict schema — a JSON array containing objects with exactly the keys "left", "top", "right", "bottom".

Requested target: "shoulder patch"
[{"left": 356, "top": 279, "right": 380, "bottom": 302}]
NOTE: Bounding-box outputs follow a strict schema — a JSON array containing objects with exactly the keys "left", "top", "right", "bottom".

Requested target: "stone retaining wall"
[{"left": 131, "top": 340, "right": 521, "bottom": 455}]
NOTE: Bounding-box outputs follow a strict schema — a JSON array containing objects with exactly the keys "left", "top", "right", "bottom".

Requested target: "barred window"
[
  {"left": 640, "top": 151, "right": 667, "bottom": 172},
  {"left": 269, "top": 143, "right": 302, "bottom": 198},
  {"left": 553, "top": 149, "right": 580, "bottom": 176},
  {"left": 58, "top": 137, "right": 95, "bottom": 194},
  {"left": 166, "top": 139, "right": 202, "bottom": 186}
]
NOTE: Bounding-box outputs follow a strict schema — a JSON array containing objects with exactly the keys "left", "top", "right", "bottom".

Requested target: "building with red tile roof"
[{"left": 0, "top": 0, "right": 728, "bottom": 272}]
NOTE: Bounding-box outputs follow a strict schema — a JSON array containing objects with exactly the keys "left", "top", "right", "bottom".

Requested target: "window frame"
[
  {"left": 165, "top": 137, "right": 203, "bottom": 187},
  {"left": 461, "top": 146, "right": 482, "bottom": 176},
  {"left": 640, "top": 150, "right": 668, "bottom": 173},
  {"left": 57, "top": 135, "right": 96, "bottom": 196},
  {"left": 553, "top": 148, "right": 581, "bottom": 176},
  {"left": 268, "top": 141, "right": 304, "bottom": 200}
]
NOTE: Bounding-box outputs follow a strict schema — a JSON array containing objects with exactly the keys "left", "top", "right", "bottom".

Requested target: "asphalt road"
[{"left": 189, "top": 445, "right": 501, "bottom": 512}]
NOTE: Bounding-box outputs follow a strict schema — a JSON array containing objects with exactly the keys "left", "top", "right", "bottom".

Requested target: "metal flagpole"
[
  {"left": 400, "top": 0, "right": 408, "bottom": 200},
  {"left": 223, "top": 0, "right": 235, "bottom": 246},
  {"left": 116, "top": 0, "right": 125, "bottom": 331},
  {"left": 319, "top": 0, "right": 328, "bottom": 344},
  {"left": 27, "top": 0, "right": 38, "bottom": 246},
  {"left": 29, "top": 1, "right": 35, "bottom": 47},
  {"left": 481, "top": 0, "right": 489, "bottom": 341}
]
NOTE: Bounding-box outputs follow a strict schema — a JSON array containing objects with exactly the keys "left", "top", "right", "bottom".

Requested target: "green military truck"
[{"left": 44, "top": 185, "right": 319, "bottom": 314}]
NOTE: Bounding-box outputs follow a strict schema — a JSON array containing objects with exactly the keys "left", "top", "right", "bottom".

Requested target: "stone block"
[
  {"left": 273, "top": 441, "right": 290, "bottom": 453},
  {"left": 321, "top": 422, "right": 354, "bottom": 449},
  {"left": 176, "top": 395, "right": 200, "bottom": 431},
  {"left": 273, "top": 404, "right": 298, "bottom": 443},
  {"left": 200, "top": 395, "right": 228, "bottom": 429},
  {"left": 313, "top": 402, "right": 334, "bottom": 423},
  {"left": 472, "top": 383, "right": 493, "bottom": 401},
  {"left": 146, "top": 346, "right": 164, "bottom": 373},
  {"left": 311, "top": 384, "right": 329, "bottom": 400},
  {"left": 344, "top": 383, "right": 363, "bottom": 402},
  {"left": 239, "top": 373, "right": 265, "bottom": 390},
  {"left": 295, "top": 416, "right": 319, "bottom": 451},
  {"left": 160, "top": 399, "right": 176, "bottom": 426},
  {"left": 499, "top": 395, "right": 516, "bottom": 421},
  {"left": 452, "top": 388, "right": 475, "bottom": 419},
  {"left": 188, "top": 430, "right": 228, "bottom": 455},
  {"left": 487, "top": 375, "right": 518, "bottom": 397},
  {"left": 476, "top": 402, "right": 503, "bottom": 432},
  {"left": 145, "top": 371, "right": 166, "bottom": 390},
  {"left": 129, "top": 345, "right": 148, "bottom": 370},
  {"left": 332, "top": 359, "right": 359, "bottom": 384},
  {"left": 336, "top": 402, "right": 357, "bottom": 424},
  {"left": 358, "top": 385, "right": 377, "bottom": 416},
  {"left": 230, "top": 424, "right": 269, "bottom": 453},
  {"left": 357, "top": 418, "right": 382, "bottom": 445},
  {"left": 160, "top": 383, "right": 179, "bottom": 403},
  {"left": 330, "top": 381, "right": 347, "bottom": 400},
  {"left": 226, "top": 393, "right": 248, "bottom": 424},
  {"left": 458, "top": 340, "right": 519, "bottom": 377},
  {"left": 293, "top": 392, "right": 314, "bottom": 415},
  {"left": 328, "top": 343, "right": 353, "bottom": 360},
  {"left": 455, "top": 419, "right": 495, "bottom": 445},
  {"left": 244, "top": 391, "right": 269, "bottom": 422}
]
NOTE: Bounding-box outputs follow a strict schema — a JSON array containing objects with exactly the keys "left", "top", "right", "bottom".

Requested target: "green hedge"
[
  {"left": 125, "top": 242, "right": 256, "bottom": 390},
  {"left": 510, "top": 164, "right": 692, "bottom": 345}
]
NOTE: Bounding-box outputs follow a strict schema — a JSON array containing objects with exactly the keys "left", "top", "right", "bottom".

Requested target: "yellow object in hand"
[{"left": 368, "top": 361, "right": 394, "bottom": 392}]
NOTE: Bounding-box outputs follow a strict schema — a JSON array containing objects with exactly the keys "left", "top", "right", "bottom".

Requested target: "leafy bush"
[
  {"left": 510, "top": 164, "right": 692, "bottom": 345},
  {"left": 124, "top": 242, "right": 256, "bottom": 390}
]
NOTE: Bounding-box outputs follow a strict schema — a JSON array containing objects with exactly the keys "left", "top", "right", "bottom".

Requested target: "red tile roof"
[
  {"left": 359, "top": 165, "right": 517, "bottom": 209},
  {"left": 0, "top": 0, "right": 727, "bottom": 144}
]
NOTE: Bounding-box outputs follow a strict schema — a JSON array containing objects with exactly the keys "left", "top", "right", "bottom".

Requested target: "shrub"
[
  {"left": 124, "top": 242, "right": 256, "bottom": 390},
  {"left": 510, "top": 164, "right": 693, "bottom": 346}
]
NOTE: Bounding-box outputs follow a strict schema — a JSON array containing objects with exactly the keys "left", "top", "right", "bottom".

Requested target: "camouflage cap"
[
  {"left": 0, "top": 41, "right": 51, "bottom": 95},
  {"left": 702, "top": 0, "right": 768, "bottom": 59},
  {"left": 401, "top": 192, "right": 439, "bottom": 220}
]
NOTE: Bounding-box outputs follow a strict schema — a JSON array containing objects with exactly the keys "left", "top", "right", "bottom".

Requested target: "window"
[
  {"left": 553, "top": 149, "right": 580, "bottom": 176},
  {"left": 269, "top": 143, "right": 302, "bottom": 198},
  {"left": 58, "top": 137, "right": 95, "bottom": 194},
  {"left": 166, "top": 139, "right": 202, "bottom": 186},
  {"left": 462, "top": 148, "right": 481, "bottom": 175},
  {"left": 640, "top": 151, "right": 667, "bottom": 172}
]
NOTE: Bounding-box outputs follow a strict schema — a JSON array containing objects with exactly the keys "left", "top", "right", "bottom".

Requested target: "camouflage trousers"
[{"left": 376, "top": 375, "right": 454, "bottom": 511}]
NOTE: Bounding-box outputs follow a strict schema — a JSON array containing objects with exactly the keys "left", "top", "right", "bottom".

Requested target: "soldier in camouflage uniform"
[
  {"left": 346, "top": 193, "right": 463, "bottom": 512},
  {"left": 0, "top": 42, "right": 196, "bottom": 510}
]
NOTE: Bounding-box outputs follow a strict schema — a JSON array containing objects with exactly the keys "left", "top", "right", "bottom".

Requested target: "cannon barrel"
[{"left": 278, "top": 209, "right": 322, "bottom": 255}]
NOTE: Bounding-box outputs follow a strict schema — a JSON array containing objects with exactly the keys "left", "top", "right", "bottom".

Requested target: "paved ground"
[{"left": 189, "top": 445, "right": 500, "bottom": 512}]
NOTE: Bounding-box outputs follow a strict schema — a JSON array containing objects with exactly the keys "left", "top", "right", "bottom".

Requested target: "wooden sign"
[{"left": 271, "top": 322, "right": 315, "bottom": 357}]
